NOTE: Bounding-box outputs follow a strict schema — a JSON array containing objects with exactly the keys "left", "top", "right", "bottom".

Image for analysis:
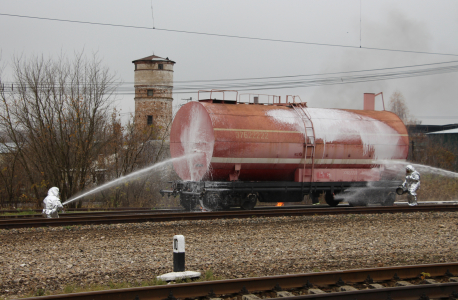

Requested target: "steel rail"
[
  {"left": 1, "top": 204, "right": 458, "bottom": 229},
  {"left": 17, "top": 263, "right": 458, "bottom": 300},
  {"left": 0, "top": 207, "right": 158, "bottom": 214},
  {"left": 274, "top": 283, "right": 458, "bottom": 299},
  {"left": 0, "top": 205, "right": 331, "bottom": 219},
  {"left": 0, "top": 209, "right": 178, "bottom": 219},
  {"left": 0, "top": 204, "right": 351, "bottom": 218},
  {"left": 0, "top": 204, "right": 352, "bottom": 219}
]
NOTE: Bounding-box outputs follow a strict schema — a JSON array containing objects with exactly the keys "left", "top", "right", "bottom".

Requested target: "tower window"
[
  {"left": 147, "top": 90, "right": 154, "bottom": 96},
  {"left": 158, "top": 64, "right": 163, "bottom": 70},
  {"left": 147, "top": 115, "right": 153, "bottom": 125}
]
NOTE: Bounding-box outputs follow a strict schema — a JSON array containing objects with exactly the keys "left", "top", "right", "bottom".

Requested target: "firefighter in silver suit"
[
  {"left": 42, "top": 187, "right": 64, "bottom": 218},
  {"left": 401, "top": 165, "right": 420, "bottom": 206}
]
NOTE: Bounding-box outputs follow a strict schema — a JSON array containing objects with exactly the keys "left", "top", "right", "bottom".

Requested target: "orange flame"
[{"left": 276, "top": 202, "right": 284, "bottom": 206}]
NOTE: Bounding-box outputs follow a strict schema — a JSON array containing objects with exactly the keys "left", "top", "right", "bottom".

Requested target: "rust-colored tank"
[{"left": 170, "top": 101, "right": 408, "bottom": 184}]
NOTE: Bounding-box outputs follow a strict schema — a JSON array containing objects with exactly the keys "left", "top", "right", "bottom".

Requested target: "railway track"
[
  {"left": 18, "top": 263, "right": 458, "bottom": 300},
  {"left": 0, "top": 204, "right": 351, "bottom": 219},
  {"left": 0, "top": 207, "right": 156, "bottom": 214},
  {"left": 1, "top": 204, "right": 457, "bottom": 229},
  {"left": 0, "top": 209, "right": 178, "bottom": 219}
]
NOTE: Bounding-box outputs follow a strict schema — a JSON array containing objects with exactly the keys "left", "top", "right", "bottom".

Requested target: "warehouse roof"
[
  {"left": 426, "top": 128, "right": 458, "bottom": 134},
  {"left": 408, "top": 123, "right": 458, "bottom": 134}
]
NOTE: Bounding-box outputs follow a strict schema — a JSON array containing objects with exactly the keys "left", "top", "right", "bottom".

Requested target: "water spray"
[
  {"left": 63, "top": 154, "right": 197, "bottom": 206},
  {"left": 375, "top": 160, "right": 458, "bottom": 178}
]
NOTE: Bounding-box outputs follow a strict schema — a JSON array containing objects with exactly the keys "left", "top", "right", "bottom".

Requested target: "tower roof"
[{"left": 132, "top": 55, "right": 175, "bottom": 64}]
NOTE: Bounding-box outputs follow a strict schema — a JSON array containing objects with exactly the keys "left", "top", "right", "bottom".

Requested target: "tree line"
[
  {"left": 389, "top": 91, "right": 457, "bottom": 172},
  {"left": 0, "top": 52, "right": 172, "bottom": 209}
]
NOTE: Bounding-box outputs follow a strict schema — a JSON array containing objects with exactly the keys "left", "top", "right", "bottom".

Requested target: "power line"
[
  {"left": 3, "top": 62, "right": 458, "bottom": 94},
  {"left": 167, "top": 64, "right": 458, "bottom": 92},
  {"left": 4, "top": 60, "right": 457, "bottom": 86},
  {"left": 172, "top": 60, "right": 458, "bottom": 83},
  {"left": 1, "top": 13, "right": 458, "bottom": 57},
  {"left": 113, "top": 63, "right": 458, "bottom": 94}
]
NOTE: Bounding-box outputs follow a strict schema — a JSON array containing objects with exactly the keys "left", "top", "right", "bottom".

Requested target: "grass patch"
[
  {"left": 0, "top": 209, "right": 36, "bottom": 216},
  {"left": 395, "top": 174, "right": 458, "bottom": 202},
  {"left": 417, "top": 174, "right": 458, "bottom": 201},
  {"left": 35, "top": 288, "right": 46, "bottom": 296},
  {"left": 202, "top": 269, "right": 224, "bottom": 281},
  {"left": 14, "top": 272, "right": 224, "bottom": 298},
  {"left": 63, "top": 285, "right": 76, "bottom": 294},
  {"left": 18, "top": 279, "right": 168, "bottom": 298}
]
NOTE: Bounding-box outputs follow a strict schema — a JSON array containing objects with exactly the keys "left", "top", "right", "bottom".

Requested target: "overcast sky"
[{"left": 1, "top": 0, "right": 457, "bottom": 125}]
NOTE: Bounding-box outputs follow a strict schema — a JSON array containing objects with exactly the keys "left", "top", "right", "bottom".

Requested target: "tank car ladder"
[{"left": 291, "top": 103, "right": 316, "bottom": 183}]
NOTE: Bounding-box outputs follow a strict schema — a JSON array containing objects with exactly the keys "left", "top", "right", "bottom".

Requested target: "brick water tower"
[{"left": 132, "top": 55, "right": 176, "bottom": 138}]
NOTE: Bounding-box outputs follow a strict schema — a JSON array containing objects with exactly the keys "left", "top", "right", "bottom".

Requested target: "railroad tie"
[
  {"left": 395, "top": 281, "right": 414, "bottom": 286},
  {"left": 340, "top": 285, "right": 358, "bottom": 292},
  {"left": 308, "top": 288, "right": 326, "bottom": 294},
  {"left": 422, "top": 278, "right": 438, "bottom": 284},
  {"left": 369, "top": 283, "right": 385, "bottom": 289},
  {"left": 276, "top": 291, "right": 294, "bottom": 297},
  {"left": 242, "top": 295, "right": 261, "bottom": 300}
]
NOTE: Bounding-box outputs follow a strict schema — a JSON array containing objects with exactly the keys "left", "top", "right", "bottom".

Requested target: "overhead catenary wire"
[
  {"left": 5, "top": 59, "right": 450, "bottom": 86},
  {"left": 171, "top": 62, "right": 458, "bottom": 88},
  {"left": 3, "top": 60, "right": 458, "bottom": 89},
  {"left": 1, "top": 13, "right": 458, "bottom": 57},
  {"left": 121, "top": 63, "right": 458, "bottom": 94},
  {"left": 3, "top": 62, "right": 458, "bottom": 94},
  {"left": 151, "top": 0, "right": 155, "bottom": 29},
  {"left": 168, "top": 60, "right": 458, "bottom": 83}
]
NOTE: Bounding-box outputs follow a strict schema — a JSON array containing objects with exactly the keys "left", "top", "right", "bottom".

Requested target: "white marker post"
[
  {"left": 157, "top": 235, "right": 201, "bottom": 282},
  {"left": 173, "top": 235, "right": 185, "bottom": 272}
]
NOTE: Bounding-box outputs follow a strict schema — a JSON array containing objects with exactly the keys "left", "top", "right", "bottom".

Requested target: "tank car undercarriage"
[{"left": 160, "top": 180, "right": 402, "bottom": 211}]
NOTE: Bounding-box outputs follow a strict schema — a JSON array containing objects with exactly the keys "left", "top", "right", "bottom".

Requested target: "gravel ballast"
[{"left": 1, "top": 211, "right": 457, "bottom": 298}]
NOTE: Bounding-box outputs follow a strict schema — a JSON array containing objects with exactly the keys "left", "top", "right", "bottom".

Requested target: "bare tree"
[
  {"left": 0, "top": 52, "right": 117, "bottom": 206},
  {"left": 0, "top": 141, "right": 24, "bottom": 208},
  {"left": 388, "top": 91, "right": 420, "bottom": 125},
  {"left": 97, "top": 112, "right": 156, "bottom": 207},
  {"left": 93, "top": 112, "right": 174, "bottom": 207}
]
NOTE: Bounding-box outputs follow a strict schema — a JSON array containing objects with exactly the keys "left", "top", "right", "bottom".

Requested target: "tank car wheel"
[
  {"left": 382, "top": 192, "right": 396, "bottom": 206},
  {"left": 180, "top": 195, "right": 197, "bottom": 211},
  {"left": 241, "top": 194, "right": 257, "bottom": 210},
  {"left": 219, "top": 195, "right": 231, "bottom": 211},
  {"left": 203, "top": 192, "right": 222, "bottom": 211},
  {"left": 325, "top": 192, "right": 339, "bottom": 207}
]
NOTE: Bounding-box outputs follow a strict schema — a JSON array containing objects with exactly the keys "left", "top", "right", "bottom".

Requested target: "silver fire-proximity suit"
[
  {"left": 401, "top": 165, "right": 420, "bottom": 206},
  {"left": 42, "top": 187, "right": 63, "bottom": 218}
]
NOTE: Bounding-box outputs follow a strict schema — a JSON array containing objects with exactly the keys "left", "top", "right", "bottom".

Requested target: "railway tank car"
[{"left": 161, "top": 91, "right": 408, "bottom": 210}]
